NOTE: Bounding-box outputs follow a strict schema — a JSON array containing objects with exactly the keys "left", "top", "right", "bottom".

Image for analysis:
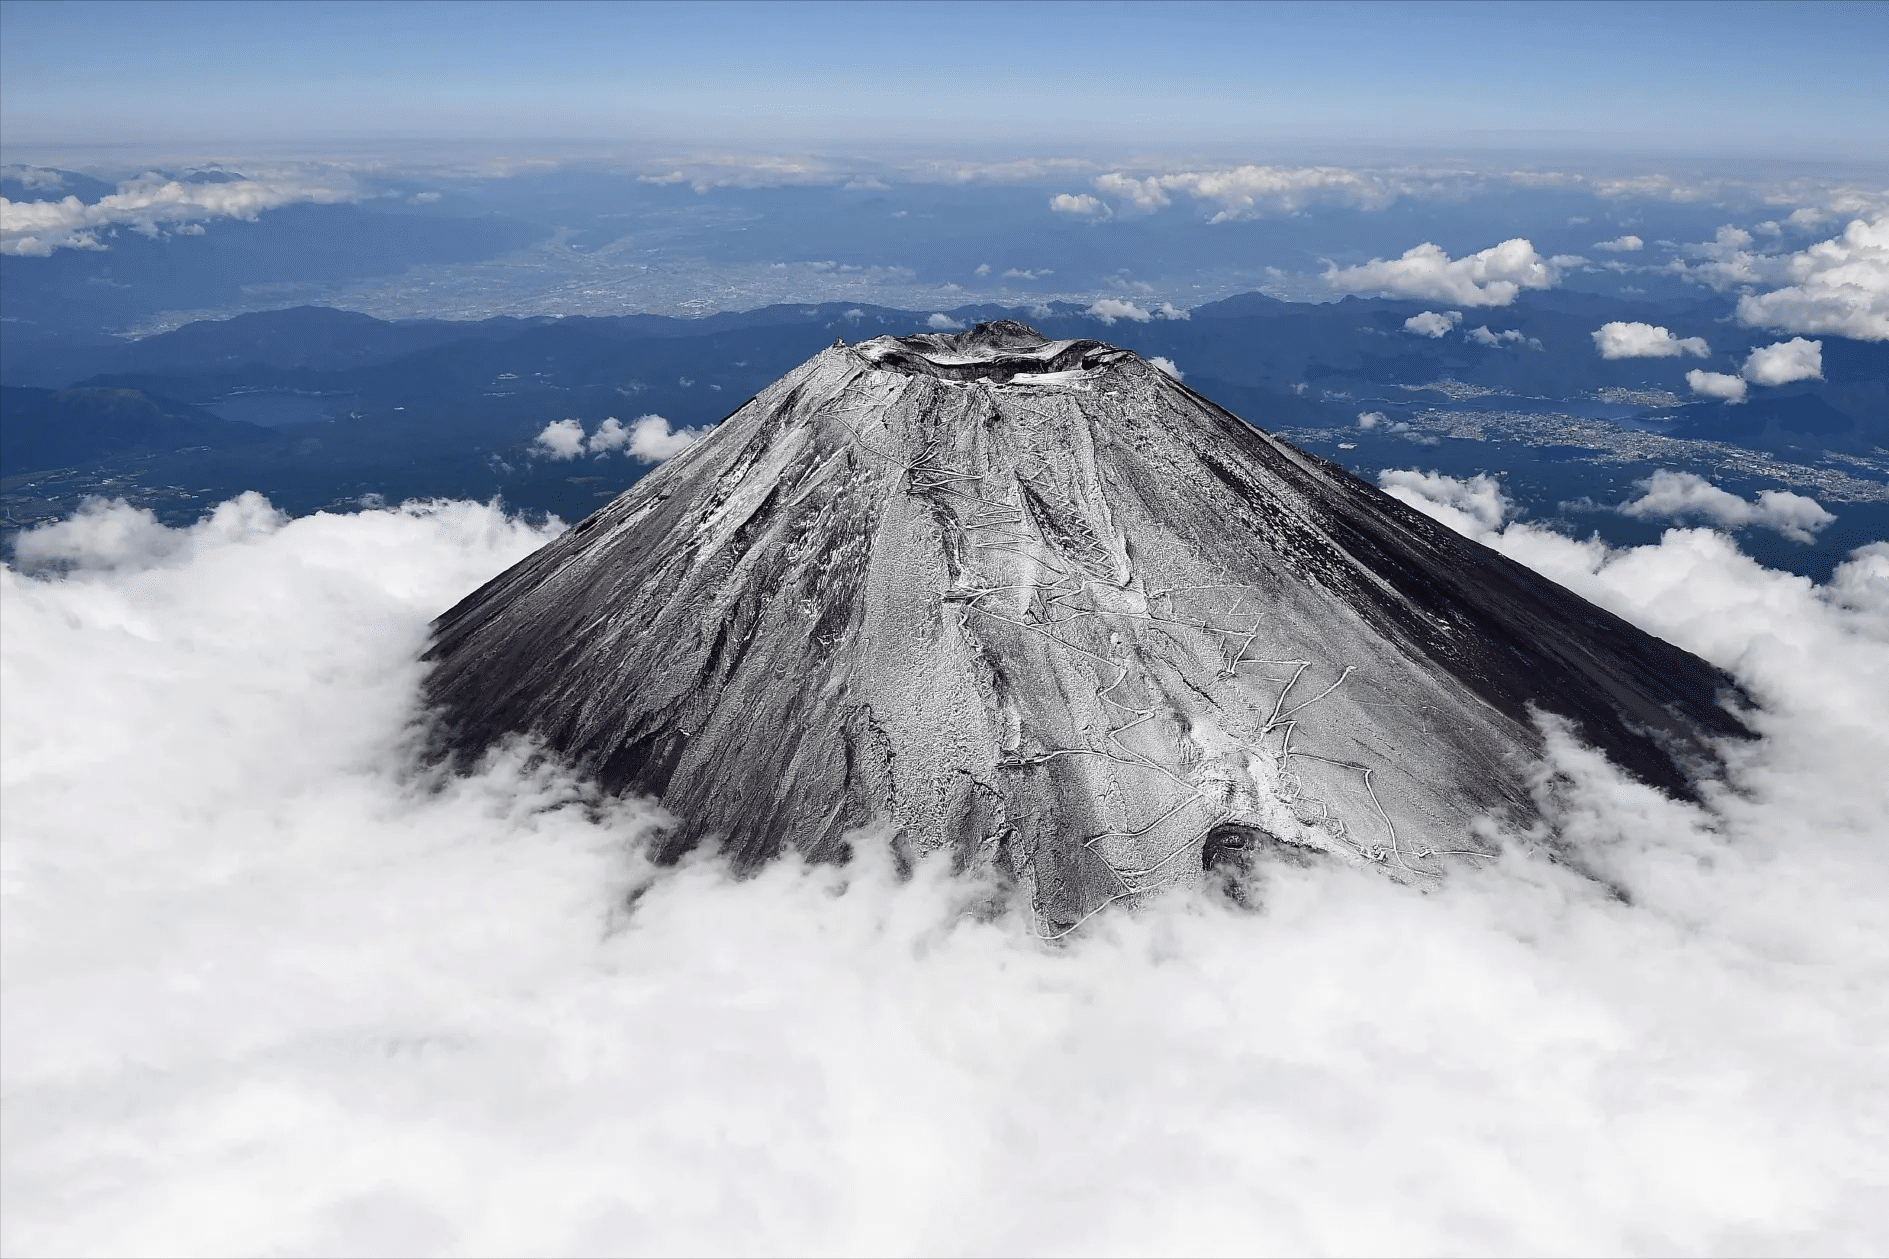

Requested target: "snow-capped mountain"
[{"left": 424, "top": 322, "right": 1749, "bottom": 931}]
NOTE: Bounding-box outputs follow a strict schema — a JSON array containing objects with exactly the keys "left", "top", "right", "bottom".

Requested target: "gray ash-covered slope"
[{"left": 424, "top": 321, "right": 1748, "bottom": 929}]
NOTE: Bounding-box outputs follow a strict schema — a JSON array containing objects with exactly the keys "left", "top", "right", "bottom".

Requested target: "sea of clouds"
[{"left": 3, "top": 481, "right": 1887, "bottom": 1257}]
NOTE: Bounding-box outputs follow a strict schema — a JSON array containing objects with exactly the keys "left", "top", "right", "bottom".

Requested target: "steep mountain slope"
[{"left": 423, "top": 322, "right": 1750, "bottom": 931}]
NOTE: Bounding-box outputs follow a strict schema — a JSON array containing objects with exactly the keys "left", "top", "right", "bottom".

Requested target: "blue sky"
[{"left": 1, "top": 0, "right": 1884, "bottom": 157}]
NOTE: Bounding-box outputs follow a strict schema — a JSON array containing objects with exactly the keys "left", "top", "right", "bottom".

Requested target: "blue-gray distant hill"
[
  {"left": 4, "top": 297, "right": 1883, "bottom": 581},
  {"left": 1, "top": 385, "right": 273, "bottom": 474}
]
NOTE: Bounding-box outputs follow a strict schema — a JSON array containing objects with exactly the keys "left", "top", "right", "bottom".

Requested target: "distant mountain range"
[
  {"left": 4, "top": 296, "right": 1884, "bottom": 579},
  {"left": 0, "top": 200, "right": 544, "bottom": 338}
]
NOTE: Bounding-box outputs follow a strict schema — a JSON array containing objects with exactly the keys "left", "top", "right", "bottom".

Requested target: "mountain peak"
[
  {"left": 851, "top": 320, "right": 1134, "bottom": 384},
  {"left": 423, "top": 325, "right": 1749, "bottom": 931}
]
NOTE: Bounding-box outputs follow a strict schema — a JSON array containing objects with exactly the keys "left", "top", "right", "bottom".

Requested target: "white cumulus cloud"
[
  {"left": 1677, "top": 225, "right": 1778, "bottom": 291},
  {"left": 584, "top": 416, "right": 634, "bottom": 454},
  {"left": 530, "top": 418, "right": 587, "bottom": 460},
  {"left": 1048, "top": 193, "right": 1110, "bottom": 218},
  {"left": 1617, "top": 470, "right": 1837, "bottom": 543},
  {"left": 1326, "top": 239, "right": 1568, "bottom": 307},
  {"left": 927, "top": 313, "right": 964, "bottom": 331},
  {"left": 1594, "top": 235, "right": 1645, "bottom": 252},
  {"left": 1403, "top": 310, "right": 1463, "bottom": 337},
  {"left": 1085, "top": 299, "right": 1152, "bottom": 325},
  {"left": 1093, "top": 172, "right": 1173, "bottom": 212},
  {"left": 1741, "top": 337, "right": 1823, "bottom": 385},
  {"left": 1736, "top": 217, "right": 1889, "bottom": 342},
  {"left": 1592, "top": 322, "right": 1711, "bottom": 359},
  {"left": 624, "top": 415, "right": 708, "bottom": 463},
  {"left": 533, "top": 416, "right": 704, "bottom": 463},
  {"left": 1147, "top": 356, "right": 1183, "bottom": 380},
  {"left": 1687, "top": 370, "right": 1749, "bottom": 404}
]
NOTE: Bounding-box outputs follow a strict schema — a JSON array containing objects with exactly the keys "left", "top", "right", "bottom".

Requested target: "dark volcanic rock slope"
[{"left": 424, "top": 322, "right": 1747, "bottom": 930}]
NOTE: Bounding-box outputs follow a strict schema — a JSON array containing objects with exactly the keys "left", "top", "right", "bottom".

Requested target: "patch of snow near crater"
[{"left": 1005, "top": 368, "right": 1094, "bottom": 386}]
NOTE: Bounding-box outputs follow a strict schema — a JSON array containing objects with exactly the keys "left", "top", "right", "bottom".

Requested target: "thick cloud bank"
[{"left": 4, "top": 490, "right": 1888, "bottom": 1256}]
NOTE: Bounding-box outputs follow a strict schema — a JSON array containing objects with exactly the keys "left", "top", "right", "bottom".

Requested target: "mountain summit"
[{"left": 423, "top": 321, "right": 1748, "bottom": 930}]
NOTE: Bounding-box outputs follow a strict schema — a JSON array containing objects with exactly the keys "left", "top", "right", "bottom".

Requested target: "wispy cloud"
[
  {"left": 1083, "top": 298, "right": 1187, "bottom": 325},
  {"left": 1466, "top": 325, "right": 1540, "bottom": 349},
  {"left": 637, "top": 154, "right": 849, "bottom": 192},
  {"left": 1052, "top": 165, "right": 1886, "bottom": 227},
  {"left": 2, "top": 165, "right": 75, "bottom": 193},
  {"left": 1075, "top": 164, "right": 1454, "bottom": 221},
  {"left": 0, "top": 168, "right": 366, "bottom": 256}
]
